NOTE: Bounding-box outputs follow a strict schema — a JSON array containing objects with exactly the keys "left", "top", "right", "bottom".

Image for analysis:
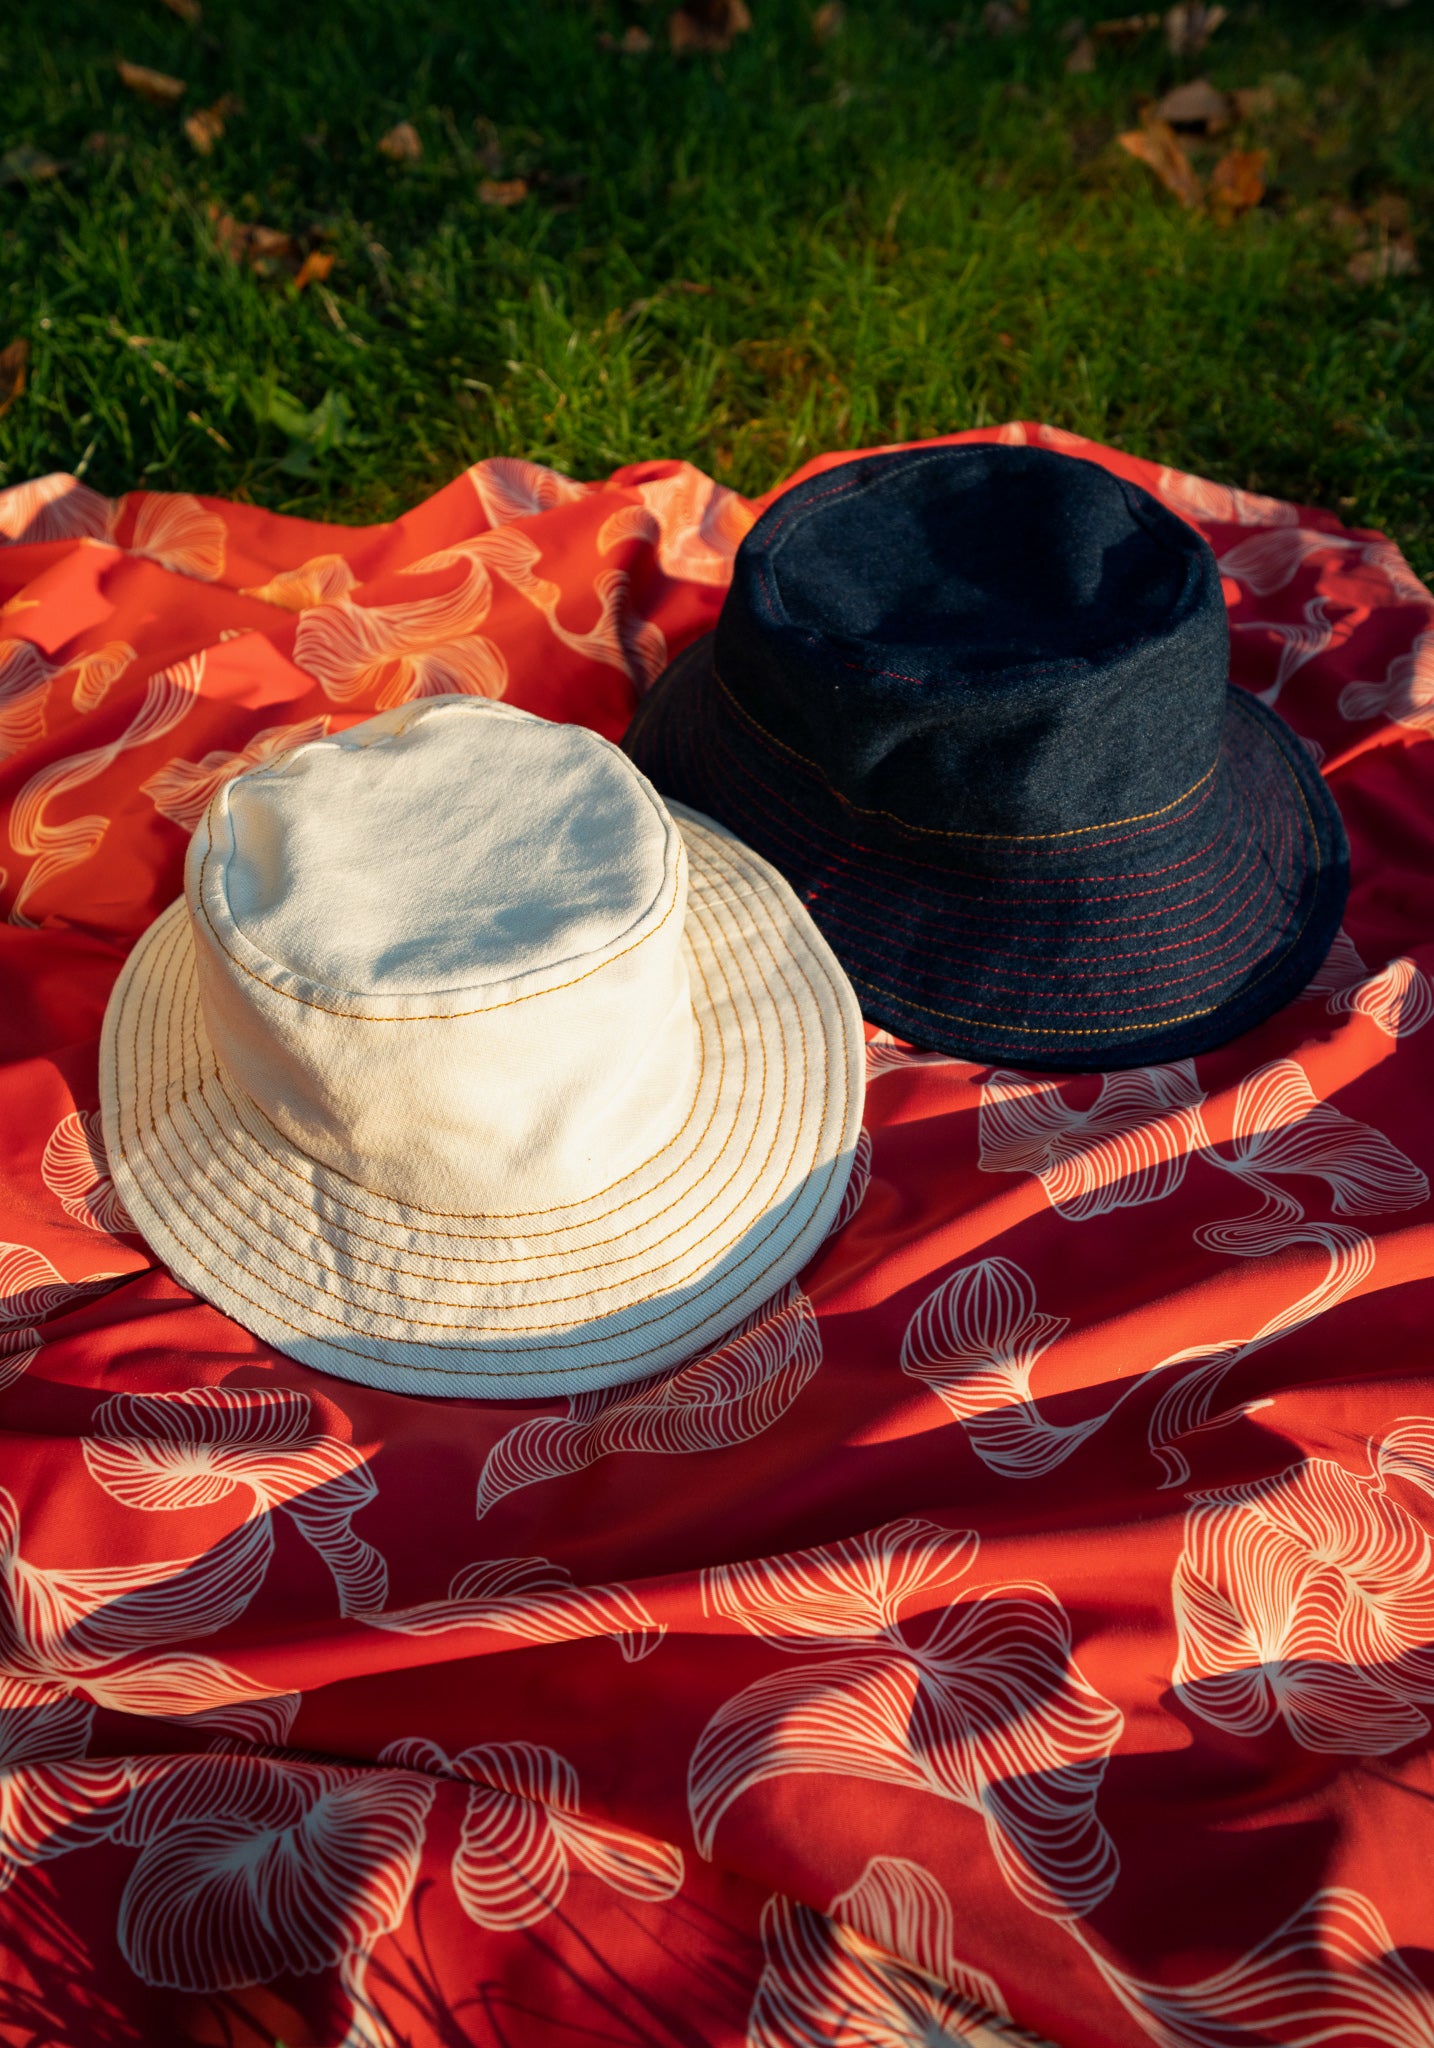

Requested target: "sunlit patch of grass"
[{"left": 1, "top": 0, "right": 1431, "bottom": 570}]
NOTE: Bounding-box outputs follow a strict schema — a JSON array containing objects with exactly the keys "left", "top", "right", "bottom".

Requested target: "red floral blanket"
[{"left": 2, "top": 427, "right": 1432, "bottom": 2048}]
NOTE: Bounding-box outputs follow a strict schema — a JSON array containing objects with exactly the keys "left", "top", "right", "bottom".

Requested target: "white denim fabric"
[{"left": 101, "top": 695, "right": 865, "bottom": 1399}]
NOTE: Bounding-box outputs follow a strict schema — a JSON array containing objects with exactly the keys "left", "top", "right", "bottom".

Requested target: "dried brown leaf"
[
  {"left": 1065, "top": 34, "right": 1096, "bottom": 73},
  {"left": 478, "top": 177, "right": 529, "bottom": 207},
  {"left": 116, "top": 60, "right": 187, "bottom": 105},
  {"left": 1118, "top": 119, "right": 1202, "bottom": 208},
  {"left": 377, "top": 120, "right": 423, "bottom": 164},
  {"left": 1209, "top": 146, "right": 1267, "bottom": 222},
  {"left": 1231, "top": 83, "right": 1277, "bottom": 121},
  {"left": 1156, "top": 77, "right": 1230, "bottom": 132},
  {"left": 1093, "top": 12, "right": 1159, "bottom": 40},
  {"left": 621, "top": 23, "right": 654, "bottom": 50},
  {"left": 669, "top": 0, "right": 752, "bottom": 53},
  {"left": 1164, "top": 2, "right": 1225, "bottom": 56},
  {"left": 293, "top": 250, "right": 337, "bottom": 291},
  {"left": 183, "top": 93, "right": 237, "bottom": 155},
  {"left": 161, "top": 0, "right": 203, "bottom": 20},
  {"left": 0, "top": 338, "right": 28, "bottom": 419},
  {"left": 1347, "top": 236, "right": 1420, "bottom": 285},
  {"left": 812, "top": 0, "right": 844, "bottom": 42}
]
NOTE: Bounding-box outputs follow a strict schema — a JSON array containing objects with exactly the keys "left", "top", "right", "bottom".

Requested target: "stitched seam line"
[
  {"left": 111, "top": 829, "right": 859, "bottom": 1369},
  {"left": 848, "top": 697, "right": 1323, "bottom": 1035},
  {"left": 711, "top": 665, "right": 1218, "bottom": 844},
  {"left": 195, "top": 835, "right": 684, "bottom": 1022}
]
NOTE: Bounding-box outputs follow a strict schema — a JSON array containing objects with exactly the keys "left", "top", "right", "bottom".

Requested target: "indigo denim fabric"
[{"left": 624, "top": 444, "right": 1350, "bottom": 1071}]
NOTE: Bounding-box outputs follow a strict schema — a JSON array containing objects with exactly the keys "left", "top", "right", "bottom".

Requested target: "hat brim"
[
  {"left": 625, "top": 639, "right": 1350, "bottom": 1072},
  {"left": 101, "top": 806, "right": 864, "bottom": 1401}
]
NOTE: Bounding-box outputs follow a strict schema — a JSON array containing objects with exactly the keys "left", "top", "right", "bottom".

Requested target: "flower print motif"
[
  {"left": 689, "top": 1518, "right": 1123, "bottom": 1921},
  {"left": 8, "top": 652, "right": 202, "bottom": 925},
  {"left": 828, "top": 1127, "right": 872, "bottom": 1236},
  {"left": 241, "top": 552, "right": 358, "bottom": 611},
  {"left": 1305, "top": 926, "right": 1368, "bottom": 999},
  {"left": 1073, "top": 1889, "right": 1434, "bottom": 2048},
  {"left": 114, "top": 1749, "right": 433, "bottom": 2048},
  {"left": 1232, "top": 594, "right": 1355, "bottom": 708},
  {"left": 750, "top": 1856, "right": 1037, "bottom": 2048},
  {"left": 140, "top": 714, "right": 331, "bottom": 832},
  {"left": 475, "top": 1283, "right": 822, "bottom": 1519},
  {"left": 1197, "top": 1058, "right": 1428, "bottom": 1248},
  {"left": 0, "top": 1241, "right": 127, "bottom": 1392},
  {"left": 596, "top": 464, "right": 754, "bottom": 587},
  {"left": 900, "top": 1256, "right": 1110, "bottom": 1481},
  {"left": 0, "top": 473, "right": 115, "bottom": 546},
  {"left": 467, "top": 454, "right": 591, "bottom": 528},
  {"left": 1147, "top": 1223, "right": 1376, "bottom": 1490},
  {"left": 293, "top": 544, "right": 507, "bottom": 709},
  {"left": 0, "top": 640, "right": 56, "bottom": 761},
  {"left": 40, "top": 1110, "right": 135, "bottom": 1235},
  {"left": 68, "top": 639, "right": 137, "bottom": 715},
  {"left": 1327, "top": 956, "right": 1434, "bottom": 1040},
  {"left": 1338, "top": 628, "right": 1434, "bottom": 734},
  {"left": 85, "top": 1385, "right": 389, "bottom": 1619},
  {"left": 381, "top": 1737, "right": 683, "bottom": 1932},
  {"left": 123, "top": 492, "right": 227, "bottom": 582},
  {"left": 1218, "top": 525, "right": 1430, "bottom": 602},
  {"left": 978, "top": 1062, "right": 1209, "bottom": 1222},
  {"left": 1036, "top": 425, "right": 1095, "bottom": 456},
  {"left": 472, "top": 524, "right": 668, "bottom": 689},
  {"left": 1171, "top": 1420, "right": 1434, "bottom": 1754},
  {"left": 866, "top": 1028, "right": 962, "bottom": 1080},
  {"left": 0, "top": 1484, "right": 281, "bottom": 1726},
  {"left": 1154, "top": 468, "right": 1299, "bottom": 530},
  {"left": 363, "top": 1551, "right": 665, "bottom": 1662},
  {"left": 0, "top": 1678, "right": 134, "bottom": 1893}
]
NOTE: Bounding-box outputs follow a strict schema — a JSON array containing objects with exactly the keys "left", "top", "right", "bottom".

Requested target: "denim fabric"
[
  {"left": 712, "top": 445, "right": 1228, "bottom": 838},
  {"left": 624, "top": 445, "right": 1350, "bottom": 1071}
]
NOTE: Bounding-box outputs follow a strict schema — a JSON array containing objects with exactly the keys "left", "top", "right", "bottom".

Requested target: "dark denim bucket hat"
[{"left": 623, "top": 443, "right": 1349, "bottom": 1072}]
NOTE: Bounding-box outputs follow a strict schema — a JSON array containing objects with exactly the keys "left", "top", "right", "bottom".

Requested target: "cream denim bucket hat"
[{"left": 100, "top": 695, "right": 864, "bottom": 1400}]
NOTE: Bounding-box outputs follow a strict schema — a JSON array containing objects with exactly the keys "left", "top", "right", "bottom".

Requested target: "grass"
[{"left": 1, "top": 0, "right": 1432, "bottom": 572}]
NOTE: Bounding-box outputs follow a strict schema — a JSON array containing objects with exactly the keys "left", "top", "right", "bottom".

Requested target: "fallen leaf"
[
  {"left": 676, "top": 279, "right": 715, "bottom": 293},
  {"left": 982, "top": 0, "right": 1028, "bottom": 34},
  {"left": 377, "top": 120, "right": 423, "bottom": 164},
  {"left": 1347, "top": 237, "right": 1420, "bottom": 284},
  {"left": 0, "top": 338, "right": 27, "bottom": 419},
  {"left": 1164, "top": 2, "right": 1225, "bottom": 56},
  {"left": 0, "top": 145, "right": 64, "bottom": 186},
  {"left": 116, "top": 60, "right": 186, "bottom": 105},
  {"left": 812, "top": 0, "right": 844, "bottom": 41},
  {"left": 1065, "top": 34, "right": 1096, "bottom": 73},
  {"left": 1118, "top": 119, "right": 1202, "bottom": 208},
  {"left": 478, "top": 177, "right": 529, "bottom": 207},
  {"left": 1156, "top": 77, "right": 1229, "bottom": 131},
  {"left": 622, "top": 23, "right": 654, "bottom": 49},
  {"left": 669, "top": 0, "right": 752, "bottom": 53},
  {"left": 1209, "top": 146, "right": 1267, "bottom": 222},
  {"left": 209, "top": 204, "right": 298, "bottom": 273},
  {"left": 293, "top": 249, "right": 337, "bottom": 290},
  {"left": 1093, "top": 11, "right": 1159, "bottom": 39},
  {"left": 1231, "top": 83, "right": 1277, "bottom": 120},
  {"left": 161, "top": 0, "right": 202, "bottom": 19},
  {"left": 183, "top": 92, "right": 237, "bottom": 155}
]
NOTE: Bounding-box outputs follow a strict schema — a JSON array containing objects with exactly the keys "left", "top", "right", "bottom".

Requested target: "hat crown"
[
  {"left": 715, "top": 444, "right": 1228, "bottom": 846},
  {"left": 188, "top": 698, "right": 696, "bottom": 1212},
  {"left": 221, "top": 699, "right": 672, "bottom": 996}
]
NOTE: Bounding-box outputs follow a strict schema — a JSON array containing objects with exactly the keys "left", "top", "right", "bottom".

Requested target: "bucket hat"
[
  {"left": 101, "top": 696, "right": 864, "bottom": 1400},
  {"left": 624, "top": 444, "right": 1349, "bottom": 1072}
]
